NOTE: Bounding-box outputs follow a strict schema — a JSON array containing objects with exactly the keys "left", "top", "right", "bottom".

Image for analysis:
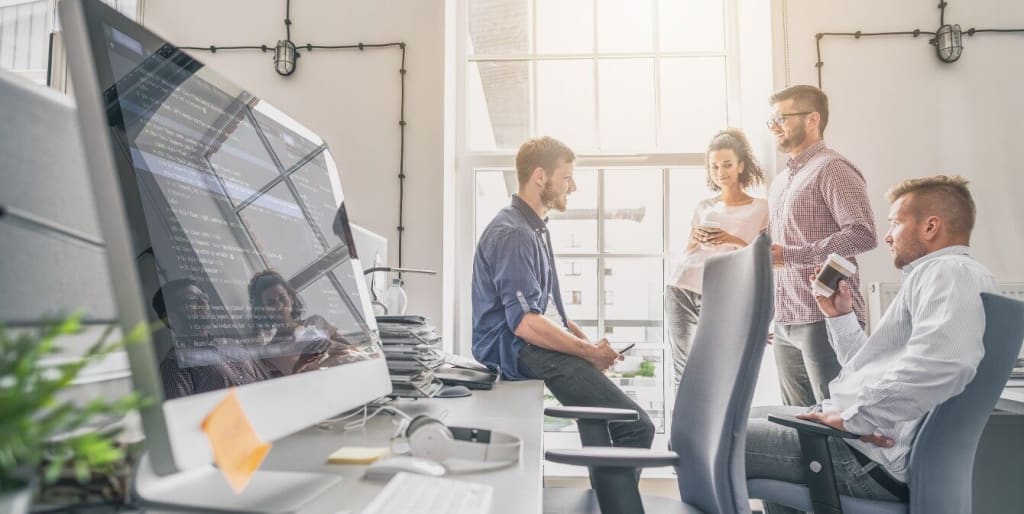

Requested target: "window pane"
[
  {"left": 299, "top": 273, "right": 365, "bottom": 339},
  {"left": 658, "top": 0, "right": 725, "bottom": 52},
  {"left": 290, "top": 152, "right": 342, "bottom": 244},
  {"left": 238, "top": 181, "right": 325, "bottom": 277},
  {"left": 536, "top": 59, "right": 596, "bottom": 151},
  {"left": 659, "top": 57, "right": 728, "bottom": 152},
  {"left": 468, "top": 0, "right": 530, "bottom": 55},
  {"left": 536, "top": 0, "right": 592, "bottom": 54},
  {"left": 557, "top": 258, "right": 597, "bottom": 321},
  {"left": 549, "top": 169, "right": 597, "bottom": 253},
  {"left": 603, "top": 257, "right": 664, "bottom": 325},
  {"left": 252, "top": 103, "right": 324, "bottom": 171},
  {"left": 473, "top": 169, "right": 517, "bottom": 241},
  {"left": 597, "top": 0, "right": 653, "bottom": 53},
  {"left": 467, "top": 61, "right": 530, "bottom": 151},
  {"left": 667, "top": 167, "right": 714, "bottom": 268},
  {"left": 603, "top": 169, "right": 663, "bottom": 253},
  {"left": 609, "top": 347, "right": 665, "bottom": 430},
  {"left": 598, "top": 58, "right": 655, "bottom": 151},
  {"left": 0, "top": 1, "right": 46, "bottom": 72},
  {"left": 207, "top": 112, "right": 282, "bottom": 197}
]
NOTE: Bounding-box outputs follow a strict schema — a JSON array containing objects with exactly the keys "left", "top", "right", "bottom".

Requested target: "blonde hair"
[{"left": 886, "top": 175, "right": 976, "bottom": 237}]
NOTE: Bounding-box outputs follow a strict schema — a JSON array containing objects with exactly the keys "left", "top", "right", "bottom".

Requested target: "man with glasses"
[{"left": 766, "top": 85, "right": 877, "bottom": 407}]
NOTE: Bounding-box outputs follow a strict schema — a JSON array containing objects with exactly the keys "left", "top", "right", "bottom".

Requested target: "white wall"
[
  {"left": 772, "top": 0, "right": 1024, "bottom": 287},
  {"left": 141, "top": 0, "right": 449, "bottom": 332}
]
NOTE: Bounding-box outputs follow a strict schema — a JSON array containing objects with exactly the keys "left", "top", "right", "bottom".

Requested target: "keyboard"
[{"left": 360, "top": 472, "right": 494, "bottom": 514}]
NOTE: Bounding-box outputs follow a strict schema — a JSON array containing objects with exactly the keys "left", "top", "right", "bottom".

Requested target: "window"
[
  {"left": 0, "top": 0, "right": 138, "bottom": 85},
  {"left": 457, "top": 0, "right": 753, "bottom": 462}
]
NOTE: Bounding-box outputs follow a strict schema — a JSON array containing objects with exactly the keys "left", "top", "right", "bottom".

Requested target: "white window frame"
[{"left": 452, "top": 0, "right": 743, "bottom": 477}]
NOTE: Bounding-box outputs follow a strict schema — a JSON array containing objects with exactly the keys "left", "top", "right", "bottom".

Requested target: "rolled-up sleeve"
[{"left": 485, "top": 227, "right": 545, "bottom": 333}]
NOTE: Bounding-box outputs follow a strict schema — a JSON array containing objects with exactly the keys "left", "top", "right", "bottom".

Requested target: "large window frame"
[
  {"left": 454, "top": 0, "right": 744, "bottom": 476},
  {"left": 0, "top": 0, "right": 139, "bottom": 85}
]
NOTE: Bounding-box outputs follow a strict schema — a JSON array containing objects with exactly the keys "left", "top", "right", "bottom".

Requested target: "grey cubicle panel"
[
  {"left": 0, "top": 70, "right": 115, "bottom": 326},
  {"left": 0, "top": 70, "right": 133, "bottom": 403}
]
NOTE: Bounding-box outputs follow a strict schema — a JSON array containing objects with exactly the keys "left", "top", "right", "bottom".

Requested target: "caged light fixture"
[
  {"left": 811, "top": 1, "right": 1024, "bottom": 88},
  {"left": 273, "top": 39, "right": 298, "bottom": 76},
  {"left": 933, "top": 24, "right": 963, "bottom": 63}
]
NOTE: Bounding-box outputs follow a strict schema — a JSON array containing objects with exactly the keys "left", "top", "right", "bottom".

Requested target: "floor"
[{"left": 544, "top": 477, "right": 765, "bottom": 512}]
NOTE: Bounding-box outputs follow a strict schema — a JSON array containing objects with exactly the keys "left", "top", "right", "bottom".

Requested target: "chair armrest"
[
  {"left": 768, "top": 414, "right": 854, "bottom": 513},
  {"left": 545, "top": 447, "right": 679, "bottom": 468},
  {"left": 544, "top": 406, "right": 640, "bottom": 421},
  {"left": 768, "top": 414, "right": 859, "bottom": 439}
]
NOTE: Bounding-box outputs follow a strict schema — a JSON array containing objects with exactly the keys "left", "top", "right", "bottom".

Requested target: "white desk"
[
  {"left": 997, "top": 382, "right": 1024, "bottom": 414},
  {"left": 263, "top": 380, "right": 544, "bottom": 514}
]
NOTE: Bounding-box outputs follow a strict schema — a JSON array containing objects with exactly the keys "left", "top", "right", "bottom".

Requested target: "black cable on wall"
[
  {"left": 812, "top": 1, "right": 1024, "bottom": 89},
  {"left": 179, "top": 0, "right": 412, "bottom": 268}
]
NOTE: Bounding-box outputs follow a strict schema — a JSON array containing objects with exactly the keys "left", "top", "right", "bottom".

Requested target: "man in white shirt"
[{"left": 746, "top": 175, "right": 997, "bottom": 513}]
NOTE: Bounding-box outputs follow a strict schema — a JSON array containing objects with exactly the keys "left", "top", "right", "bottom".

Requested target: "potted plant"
[{"left": 0, "top": 314, "right": 148, "bottom": 514}]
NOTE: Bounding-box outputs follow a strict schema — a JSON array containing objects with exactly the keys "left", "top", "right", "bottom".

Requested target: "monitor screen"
[
  {"left": 77, "top": 3, "right": 384, "bottom": 400},
  {"left": 61, "top": 1, "right": 393, "bottom": 491}
]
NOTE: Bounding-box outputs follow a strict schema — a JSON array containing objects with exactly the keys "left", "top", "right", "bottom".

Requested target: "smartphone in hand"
[{"left": 617, "top": 343, "right": 636, "bottom": 355}]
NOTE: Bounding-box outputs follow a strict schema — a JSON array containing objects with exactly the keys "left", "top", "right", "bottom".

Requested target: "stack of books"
[{"left": 376, "top": 314, "right": 445, "bottom": 398}]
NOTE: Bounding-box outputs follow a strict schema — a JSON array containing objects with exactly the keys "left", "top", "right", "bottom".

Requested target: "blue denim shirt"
[{"left": 471, "top": 195, "right": 568, "bottom": 380}]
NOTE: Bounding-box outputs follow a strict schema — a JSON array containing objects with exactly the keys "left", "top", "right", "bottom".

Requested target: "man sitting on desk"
[
  {"left": 471, "top": 136, "right": 655, "bottom": 450},
  {"left": 746, "top": 175, "right": 997, "bottom": 513}
]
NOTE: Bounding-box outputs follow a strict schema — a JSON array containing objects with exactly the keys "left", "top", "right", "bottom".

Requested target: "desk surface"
[
  {"left": 264, "top": 380, "right": 544, "bottom": 514},
  {"left": 997, "top": 383, "right": 1024, "bottom": 414}
]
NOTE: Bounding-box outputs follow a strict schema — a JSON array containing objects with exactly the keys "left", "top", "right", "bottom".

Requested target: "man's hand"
[
  {"left": 585, "top": 338, "right": 623, "bottom": 372},
  {"left": 796, "top": 411, "right": 894, "bottom": 448},
  {"left": 771, "top": 244, "right": 784, "bottom": 267},
  {"left": 809, "top": 268, "right": 854, "bottom": 317}
]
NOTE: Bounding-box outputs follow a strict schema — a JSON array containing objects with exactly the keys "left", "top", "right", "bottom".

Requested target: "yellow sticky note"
[
  {"left": 201, "top": 388, "right": 271, "bottom": 493},
  {"left": 326, "top": 446, "right": 391, "bottom": 465}
]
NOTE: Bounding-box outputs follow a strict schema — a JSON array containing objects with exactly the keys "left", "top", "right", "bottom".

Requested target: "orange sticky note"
[{"left": 201, "top": 388, "right": 271, "bottom": 493}]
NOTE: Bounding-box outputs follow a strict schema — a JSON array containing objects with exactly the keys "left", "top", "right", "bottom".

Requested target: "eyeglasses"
[{"left": 766, "top": 111, "right": 813, "bottom": 129}]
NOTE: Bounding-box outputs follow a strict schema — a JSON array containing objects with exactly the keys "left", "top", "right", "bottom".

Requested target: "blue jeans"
[
  {"left": 746, "top": 406, "right": 902, "bottom": 514},
  {"left": 517, "top": 343, "right": 655, "bottom": 449}
]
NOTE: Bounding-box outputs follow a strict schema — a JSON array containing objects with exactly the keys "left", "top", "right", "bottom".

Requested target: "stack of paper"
[{"left": 376, "top": 315, "right": 445, "bottom": 398}]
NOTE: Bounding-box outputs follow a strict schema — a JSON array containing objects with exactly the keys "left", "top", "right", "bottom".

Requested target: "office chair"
[
  {"left": 543, "top": 232, "right": 774, "bottom": 514},
  {"left": 747, "top": 292, "right": 1024, "bottom": 514}
]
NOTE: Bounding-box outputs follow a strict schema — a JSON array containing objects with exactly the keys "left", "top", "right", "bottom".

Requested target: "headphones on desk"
[{"left": 394, "top": 414, "right": 522, "bottom": 473}]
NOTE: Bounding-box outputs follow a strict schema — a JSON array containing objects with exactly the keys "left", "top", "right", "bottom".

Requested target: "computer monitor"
[
  {"left": 59, "top": 0, "right": 392, "bottom": 510},
  {"left": 350, "top": 223, "right": 388, "bottom": 310}
]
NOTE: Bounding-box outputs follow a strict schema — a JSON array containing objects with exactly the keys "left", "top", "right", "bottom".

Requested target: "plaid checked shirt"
[{"left": 769, "top": 141, "right": 878, "bottom": 325}]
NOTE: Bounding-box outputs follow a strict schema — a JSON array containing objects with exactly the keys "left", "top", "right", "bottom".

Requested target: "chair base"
[
  {"left": 543, "top": 487, "right": 703, "bottom": 514},
  {"left": 747, "top": 479, "right": 907, "bottom": 514}
]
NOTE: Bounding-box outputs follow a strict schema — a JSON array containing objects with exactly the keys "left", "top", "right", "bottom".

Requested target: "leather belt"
[{"left": 849, "top": 447, "right": 909, "bottom": 502}]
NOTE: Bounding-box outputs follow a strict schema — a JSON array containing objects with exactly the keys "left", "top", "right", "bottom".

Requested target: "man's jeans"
[
  {"left": 773, "top": 321, "right": 842, "bottom": 406},
  {"left": 518, "top": 343, "right": 656, "bottom": 449},
  {"left": 746, "top": 406, "right": 902, "bottom": 514}
]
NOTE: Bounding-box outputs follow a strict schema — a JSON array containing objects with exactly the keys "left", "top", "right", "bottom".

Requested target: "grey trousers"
[
  {"left": 773, "top": 321, "right": 841, "bottom": 407},
  {"left": 666, "top": 285, "right": 701, "bottom": 388},
  {"left": 746, "top": 406, "right": 902, "bottom": 514}
]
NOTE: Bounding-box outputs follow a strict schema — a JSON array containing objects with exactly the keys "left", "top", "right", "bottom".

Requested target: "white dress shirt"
[{"left": 820, "top": 245, "right": 996, "bottom": 481}]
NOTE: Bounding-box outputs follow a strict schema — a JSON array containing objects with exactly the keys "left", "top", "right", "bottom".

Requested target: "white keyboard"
[{"left": 360, "top": 472, "right": 494, "bottom": 514}]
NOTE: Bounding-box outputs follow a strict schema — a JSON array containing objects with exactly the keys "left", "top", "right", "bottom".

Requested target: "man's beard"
[
  {"left": 777, "top": 121, "right": 807, "bottom": 152},
  {"left": 541, "top": 184, "right": 567, "bottom": 212},
  {"left": 893, "top": 237, "right": 927, "bottom": 269}
]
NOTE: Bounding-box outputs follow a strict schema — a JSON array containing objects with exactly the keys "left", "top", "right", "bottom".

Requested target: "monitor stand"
[{"left": 133, "top": 453, "right": 342, "bottom": 513}]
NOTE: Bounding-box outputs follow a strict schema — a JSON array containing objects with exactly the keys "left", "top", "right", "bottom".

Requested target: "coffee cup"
[
  {"left": 701, "top": 219, "right": 722, "bottom": 231},
  {"left": 812, "top": 253, "right": 856, "bottom": 297}
]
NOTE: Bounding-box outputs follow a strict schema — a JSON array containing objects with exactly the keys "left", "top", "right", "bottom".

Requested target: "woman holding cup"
[{"left": 666, "top": 128, "right": 768, "bottom": 386}]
